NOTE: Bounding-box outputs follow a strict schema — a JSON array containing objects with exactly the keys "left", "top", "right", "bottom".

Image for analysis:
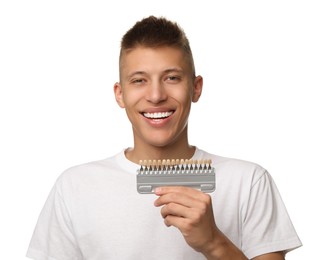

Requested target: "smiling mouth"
[{"left": 142, "top": 111, "right": 174, "bottom": 119}]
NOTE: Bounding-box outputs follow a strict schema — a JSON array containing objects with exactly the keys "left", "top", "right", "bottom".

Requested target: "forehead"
[{"left": 120, "top": 46, "right": 191, "bottom": 76}]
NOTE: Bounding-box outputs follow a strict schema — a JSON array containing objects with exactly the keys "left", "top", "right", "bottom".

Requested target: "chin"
[
  {"left": 137, "top": 129, "right": 183, "bottom": 148},
  {"left": 148, "top": 135, "right": 182, "bottom": 148},
  {"left": 147, "top": 140, "right": 171, "bottom": 148}
]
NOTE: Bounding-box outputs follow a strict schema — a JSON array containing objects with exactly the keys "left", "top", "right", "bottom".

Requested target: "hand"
[{"left": 154, "top": 186, "right": 218, "bottom": 254}]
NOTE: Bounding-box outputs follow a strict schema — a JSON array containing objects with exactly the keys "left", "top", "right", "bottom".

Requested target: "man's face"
[{"left": 114, "top": 46, "right": 202, "bottom": 149}]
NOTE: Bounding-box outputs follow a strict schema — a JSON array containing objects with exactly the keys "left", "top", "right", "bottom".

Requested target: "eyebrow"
[
  {"left": 164, "top": 68, "right": 185, "bottom": 76},
  {"left": 127, "top": 71, "right": 147, "bottom": 80},
  {"left": 127, "top": 68, "right": 184, "bottom": 80}
]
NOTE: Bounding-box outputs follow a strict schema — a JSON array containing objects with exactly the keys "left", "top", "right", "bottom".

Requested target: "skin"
[
  {"left": 114, "top": 46, "right": 285, "bottom": 260},
  {"left": 114, "top": 46, "right": 201, "bottom": 161}
]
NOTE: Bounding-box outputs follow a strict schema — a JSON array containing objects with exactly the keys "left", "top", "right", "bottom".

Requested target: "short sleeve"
[
  {"left": 26, "top": 181, "right": 83, "bottom": 260},
  {"left": 241, "top": 171, "right": 302, "bottom": 258}
]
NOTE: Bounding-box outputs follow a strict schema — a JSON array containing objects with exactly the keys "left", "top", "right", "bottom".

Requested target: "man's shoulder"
[
  {"left": 198, "top": 148, "right": 267, "bottom": 180},
  {"left": 56, "top": 150, "right": 124, "bottom": 183}
]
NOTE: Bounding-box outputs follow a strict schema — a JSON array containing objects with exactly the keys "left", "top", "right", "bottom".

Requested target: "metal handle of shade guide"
[{"left": 136, "top": 167, "right": 215, "bottom": 194}]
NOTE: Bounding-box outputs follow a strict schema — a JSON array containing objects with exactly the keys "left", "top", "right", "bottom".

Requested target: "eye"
[
  {"left": 131, "top": 78, "right": 145, "bottom": 85},
  {"left": 166, "top": 75, "right": 181, "bottom": 82}
]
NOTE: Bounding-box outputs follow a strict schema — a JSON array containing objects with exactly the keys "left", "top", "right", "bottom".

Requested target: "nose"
[{"left": 145, "top": 80, "right": 167, "bottom": 104}]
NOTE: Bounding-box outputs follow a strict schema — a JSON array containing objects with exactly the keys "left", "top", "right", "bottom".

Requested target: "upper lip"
[{"left": 141, "top": 107, "right": 175, "bottom": 114}]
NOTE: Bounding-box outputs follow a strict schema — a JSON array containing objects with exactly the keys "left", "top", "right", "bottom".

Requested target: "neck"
[{"left": 125, "top": 138, "right": 195, "bottom": 164}]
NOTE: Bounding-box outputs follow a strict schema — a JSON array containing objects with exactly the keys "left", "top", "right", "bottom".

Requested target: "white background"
[{"left": 0, "top": 0, "right": 324, "bottom": 259}]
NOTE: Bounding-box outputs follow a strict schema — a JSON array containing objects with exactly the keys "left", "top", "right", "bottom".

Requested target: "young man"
[{"left": 27, "top": 16, "right": 302, "bottom": 259}]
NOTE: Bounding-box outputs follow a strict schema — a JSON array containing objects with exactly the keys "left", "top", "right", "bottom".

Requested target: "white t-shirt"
[{"left": 27, "top": 148, "right": 302, "bottom": 259}]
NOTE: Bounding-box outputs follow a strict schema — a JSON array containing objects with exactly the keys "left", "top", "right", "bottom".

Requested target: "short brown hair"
[{"left": 119, "top": 16, "right": 195, "bottom": 77}]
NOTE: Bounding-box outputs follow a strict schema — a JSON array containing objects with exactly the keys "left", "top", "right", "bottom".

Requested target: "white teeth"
[{"left": 143, "top": 111, "right": 173, "bottom": 119}]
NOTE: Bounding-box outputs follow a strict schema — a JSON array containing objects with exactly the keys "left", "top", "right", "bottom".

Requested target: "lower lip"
[{"left": 143, "top": 114, "right": 173, "bottom": 127}]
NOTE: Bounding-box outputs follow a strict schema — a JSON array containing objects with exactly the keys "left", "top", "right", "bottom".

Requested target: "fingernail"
[{"left": 154, "top": 187, "right": 161, "bottom": 194}]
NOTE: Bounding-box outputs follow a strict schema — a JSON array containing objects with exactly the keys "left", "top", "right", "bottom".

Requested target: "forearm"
[
  {"left": 201, "top": 229, "right": 248, "bottom": 260},
  {"left": 201, "top": 229, "right": 285, "bottom": 260}
]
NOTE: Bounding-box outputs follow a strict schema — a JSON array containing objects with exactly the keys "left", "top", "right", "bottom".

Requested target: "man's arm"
[
  {"left": 154, "top": 186, "right": 285, "bottom": 260},
  {"left": 253, "top": 252, "right": 285, "bottom": 260},
  {"left": 154, "top": 186, "right": 247, "bottom": 259}
]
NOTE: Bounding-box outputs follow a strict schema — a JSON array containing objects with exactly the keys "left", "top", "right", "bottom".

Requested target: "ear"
[
  {"left": 192, "top": 75, "right": 203, "bottom": 103},
  {"left": 114, "top": 82, "right": 125, "bottom": 108}
]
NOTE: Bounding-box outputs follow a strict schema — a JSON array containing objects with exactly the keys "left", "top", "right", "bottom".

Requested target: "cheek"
[
  {"left": 122, "top": 90, "right": 143, "bottom": 112},
  {"left": 172, "top": 88, "right": 193, "bottom": 107},
  {"left": 121, "top": 91, "right": 136, "bottom": 106}
]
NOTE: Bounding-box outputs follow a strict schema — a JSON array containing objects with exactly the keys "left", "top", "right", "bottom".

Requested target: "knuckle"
[
  {"left": 162, "top": 203, "right": 175, "bottom": 216},
  {"left": 164, "top": 216, "right": 171, "bottom": 226},
  {"left": 165, "top": 203, "right": 173, "bottom": 212},
  {"left": 182, "top": 219, "right": 193, "bottom": 232},
  {"left": 170, "top": 193, "right": 179, "bottom": 201},
  {"left": 191, "top": 211, "right": 202, "bottom": 223},
  {"left": 202, "top": 193, "right": 212, "bottom": 204}
]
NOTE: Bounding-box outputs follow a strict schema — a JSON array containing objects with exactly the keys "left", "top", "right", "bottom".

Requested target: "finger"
[
  {"left": 155, "top": 186, "right": 204, "bottom": 197},
  {"left": 154, "top": 191, "right": 198, "bottom": 208},
  {"left": 154, "top": 186, "right": 205, "bottom": 207},
  {"left": 154, "top": 188, "right": 212, "bottom": 211},
  {"left": 163, "top": 214, "right": 193, "bottom": 237},
  {"left": 163, "top": 214, "right": 186, "bottom": 228},
  {"left": 160, "top": 202, "right": 190, "bottom": 219}
]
